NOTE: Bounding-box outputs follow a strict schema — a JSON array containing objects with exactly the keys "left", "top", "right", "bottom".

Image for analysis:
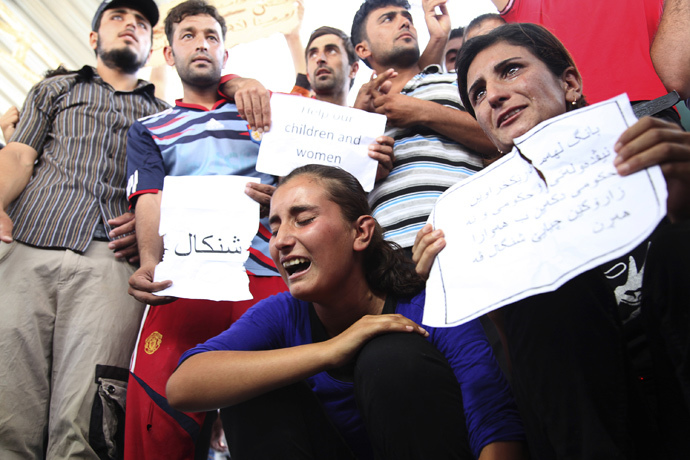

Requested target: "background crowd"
[{"left": 0, "top": 0, "right": 689, "bottom": 459}]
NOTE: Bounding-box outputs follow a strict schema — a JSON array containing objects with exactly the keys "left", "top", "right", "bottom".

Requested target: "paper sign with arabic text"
[
  {"left": 154, "top": 175, "right": 260, "bottom": 301},
  {"left": 423, "top": 94, "right": 667, "bottom": 327}
]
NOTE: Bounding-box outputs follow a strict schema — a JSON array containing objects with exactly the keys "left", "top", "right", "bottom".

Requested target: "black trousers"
[
  {"left": 501, "top": 270, "right": 639, "bottom": 460},
  {"left": 220, "top": 333, "right": 473, "bottom": 460},
  {"left": 639, "top": 221, "right": 690, "bottom": 459},
  {"left": 501, "top": 221, "right": 690, "bottom": 460}
]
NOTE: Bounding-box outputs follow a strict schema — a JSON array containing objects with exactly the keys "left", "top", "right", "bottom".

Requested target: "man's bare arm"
[
  {"left": 490, "top": 0, "right": 509, "bottom": 11},
  {"left": 283, "top": 0, "right": 306, "bottom": 78},
  {"left": 219, "top": 77, "right": 272, "bottom": 133},
  {"left": 128, "top": 192, "right": 175, "bottom": 305},
  {"left": 651, "top": 0, "right": 690, "bottom": 99},
  {"left": 421, "top": 101, "right": 498, "bottom": 155},
  {"left": 0, "top": 142, "right": 38, "bottom": 242},
  {"left": 373, "top": 93, "right": 499, "bottom": 156}
]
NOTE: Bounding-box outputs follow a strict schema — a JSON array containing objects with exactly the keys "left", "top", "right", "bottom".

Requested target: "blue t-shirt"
[
  {"left": 180, "top": 290, "right": 524, "bottom": 458},
  {"left": 126, "top": 99, "right": 278, "bottom": 276}
]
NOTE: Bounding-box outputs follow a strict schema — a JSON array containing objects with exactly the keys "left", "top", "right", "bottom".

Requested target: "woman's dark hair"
[
  {"left": 278, "top": 165, "right": 425, "bottom": 298},
  {"left": 456, "top": 23, "right": 587, "bottom": 118}
]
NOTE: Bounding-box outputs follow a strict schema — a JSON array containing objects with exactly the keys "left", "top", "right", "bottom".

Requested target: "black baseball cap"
[{"left": 92, "top": 0, "right": 160, "bottom": 31}]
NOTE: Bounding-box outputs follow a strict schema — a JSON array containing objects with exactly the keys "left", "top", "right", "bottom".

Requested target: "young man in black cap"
[{"left": 0, "top": 1, "right": 168, "bottom": 458}]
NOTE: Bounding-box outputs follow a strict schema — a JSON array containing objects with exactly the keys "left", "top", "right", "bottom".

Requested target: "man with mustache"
[{"left": 0, "top": 0, "right": 168, "bottom": 458}]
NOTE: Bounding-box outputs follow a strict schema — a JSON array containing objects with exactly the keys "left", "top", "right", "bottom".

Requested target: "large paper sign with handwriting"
[
  {"left": 150, "top": 0, "right": 299, "bottom": 66},
  {"left": 153, "top": 175, "right": 260, "bottom": 301},
  {"left": 256, "top": 93, "right": 386, "bottom": 191},
  {"left": 423, "top": 94, "right": 667, "bottom": 327}
]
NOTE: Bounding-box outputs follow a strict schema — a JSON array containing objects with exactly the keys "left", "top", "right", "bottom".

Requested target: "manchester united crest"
[
  {"left": 144, "top": 331, "right": 163, "bottom": 355},
  {"left": 250, "top": 129, "right": 262, "bottom": 144}
]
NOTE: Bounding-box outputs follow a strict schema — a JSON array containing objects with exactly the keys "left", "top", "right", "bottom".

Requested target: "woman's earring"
[{"left": 571, "top": 98, "right": 577, "bottom": 106}]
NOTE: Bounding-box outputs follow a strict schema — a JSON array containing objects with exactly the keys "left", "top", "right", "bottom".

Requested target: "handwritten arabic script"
[{"left": 423, "top": 94, "right": 667, "bottom": 327}]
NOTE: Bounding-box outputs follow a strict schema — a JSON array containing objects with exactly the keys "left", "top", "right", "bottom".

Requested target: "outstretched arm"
[
  {"left": 166, "top": 313, "right": 428, "bottom": 411},
  {"left": 372, "top": 92, "right": 499, "bottom": 156},
  {"left": 217, "top": 1, "right": 306, "bottom": 131},
  {"left": 651, "top": 0, "right": 690, "bottom": 99}
]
